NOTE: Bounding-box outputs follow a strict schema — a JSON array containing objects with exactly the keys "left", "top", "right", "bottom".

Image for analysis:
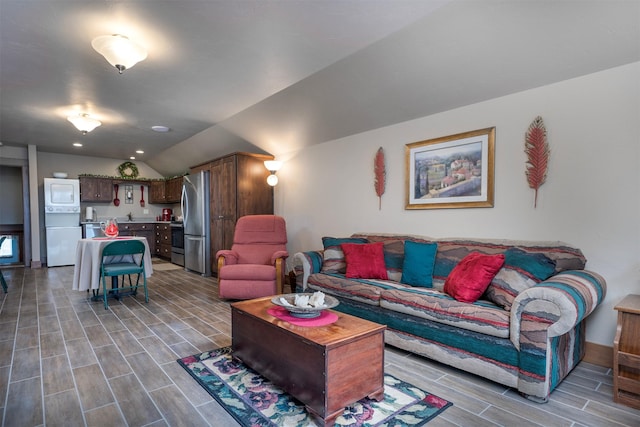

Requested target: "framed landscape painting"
[{"left": 405, "top": 127, "right": 495, "bottom": 210}]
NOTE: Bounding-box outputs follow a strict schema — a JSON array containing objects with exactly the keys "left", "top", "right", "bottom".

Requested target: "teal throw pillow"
[{"left": 401, "top": 240, "right": 438, "bottom": 287}]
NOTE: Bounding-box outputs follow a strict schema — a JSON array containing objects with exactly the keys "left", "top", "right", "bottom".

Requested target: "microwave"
[{"left": 44, "top": 178, "right": 80, "bottom": 213}]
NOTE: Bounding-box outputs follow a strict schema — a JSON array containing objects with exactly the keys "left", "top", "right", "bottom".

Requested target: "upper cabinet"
[
  {"left": 148, "top": 180, "right": 166, "bottom": 204},
  {"left": 166, "top": 177, "right": 183, "bottom": 203},
  {"left": 148, "top": 177, "right": 183, "bottom": 204},
  {"left": 79, "top": 177, "right": 113, "bottom": 203}
]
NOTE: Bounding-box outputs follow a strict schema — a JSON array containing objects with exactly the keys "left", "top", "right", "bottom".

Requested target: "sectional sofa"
[{"left": 292, "top": 233, "right": 606, "bottom": 402}]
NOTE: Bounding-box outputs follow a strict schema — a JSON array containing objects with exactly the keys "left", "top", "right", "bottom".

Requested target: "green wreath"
[{"left": 118, "top": 161, "right": 139, "bottom": 179}]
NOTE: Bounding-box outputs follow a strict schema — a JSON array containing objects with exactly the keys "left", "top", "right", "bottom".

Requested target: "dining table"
[{"left": 72, "top": 236, "right": 154, "bottom": 292}]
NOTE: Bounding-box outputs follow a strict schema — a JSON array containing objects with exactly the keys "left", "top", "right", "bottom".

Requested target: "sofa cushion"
[
  {"left": 320, "top": 237, "right": 368, "bottom": 273},
  {"left": 410, "top": 238, "right": 587, "bottom": 290},
  {"left": 306, "top": 272, "right": 409, "bottom": 305},
  {"left": 341, "top": 242, "right": 388, "bottom": 280},
  {"left": 484, "top": 248, "right": 556, "bottom": 310},
  {"left": 401, "top": 240, "right": 438, "bottom": 288},
  {"left": 218, "top": 264, "right": 275, "bottom": 281},
  {"left": 380, "top": 287, "right": 510, "bottom": 338},
  {"left": 444, "top": 252, "right": 505, "bottom": 303},
  {"left": 382, "top": 239, "right": 405, "bottom": 282}
]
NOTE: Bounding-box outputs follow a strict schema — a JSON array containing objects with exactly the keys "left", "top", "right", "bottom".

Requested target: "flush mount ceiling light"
[
  {"left": 91, "top": 34, "right": 147, "bottom": 74},
  {"left": 67, "top": 113, "right": 101, "bottom": 134},
  {"left": 264, "top": 160, "right": 283, "bottom": 186},
  {"left": 151, "top": 125, "right": 170, "bottom": 132}
]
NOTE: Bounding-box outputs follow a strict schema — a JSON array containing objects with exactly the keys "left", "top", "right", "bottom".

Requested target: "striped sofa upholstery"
[{"left": 292, "top": 233, "right": 606, "bottom": 402}]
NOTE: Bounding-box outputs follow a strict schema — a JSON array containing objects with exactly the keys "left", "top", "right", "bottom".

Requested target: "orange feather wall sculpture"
[
  {"left": 374, "top": 147, "right": 386, "bottom": 210},
  {"left": 525, "top": 116, "right": 550, "bottom": 208}
]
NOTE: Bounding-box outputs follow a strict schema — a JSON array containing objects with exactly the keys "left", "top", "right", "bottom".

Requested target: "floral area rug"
[{"left": 177, "top": 347, "right": 452, "bottom": 427}]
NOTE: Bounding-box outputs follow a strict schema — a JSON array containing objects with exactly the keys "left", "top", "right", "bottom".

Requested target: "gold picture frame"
[{"left": 405, "top": 127, "right": 495, "bottom": 210}]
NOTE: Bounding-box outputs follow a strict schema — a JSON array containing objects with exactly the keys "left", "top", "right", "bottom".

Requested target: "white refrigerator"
[
  {"left": 45, "top": 214, "right": 82, "bottom": 267},
  {"left": 44, "top": 178, "right": 82, "bottom": 267}
]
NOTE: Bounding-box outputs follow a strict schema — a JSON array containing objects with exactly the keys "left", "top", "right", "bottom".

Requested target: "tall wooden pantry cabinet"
[{"left": 190, "top": 152, "right": 274, "bottom": 274}]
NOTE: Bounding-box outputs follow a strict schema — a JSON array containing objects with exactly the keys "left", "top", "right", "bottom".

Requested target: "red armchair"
[{"left": 216, "top": 215, "right": 288, "bottom": 300}]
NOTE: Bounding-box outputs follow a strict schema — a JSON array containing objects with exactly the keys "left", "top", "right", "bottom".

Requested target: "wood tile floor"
[{"left": 1, "top": 261, "right": 639, "bottom": 426}]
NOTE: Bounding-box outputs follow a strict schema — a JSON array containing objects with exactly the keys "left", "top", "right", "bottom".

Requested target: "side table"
[{"left": 613, "top": 294, "right": 640, "bottom": 409}]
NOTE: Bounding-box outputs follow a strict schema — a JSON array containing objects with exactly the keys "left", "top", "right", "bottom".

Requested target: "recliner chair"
[{"left": 217, "top": 215, "right": 288, "bottom": 300}]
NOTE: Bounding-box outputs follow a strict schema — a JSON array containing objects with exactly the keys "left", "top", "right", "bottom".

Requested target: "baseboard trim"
[{"left": 584, "top": 341, "right": 612, "bottom": 368}]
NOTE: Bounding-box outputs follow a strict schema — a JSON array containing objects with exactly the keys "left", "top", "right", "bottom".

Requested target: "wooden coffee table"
[{"left": 231, "top": 296, "right": 386, "bottom": 427}]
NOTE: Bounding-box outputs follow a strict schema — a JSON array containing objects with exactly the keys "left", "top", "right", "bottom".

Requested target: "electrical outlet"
[{"left": 143, "top": 209, "right": 149, "bottom": 214}]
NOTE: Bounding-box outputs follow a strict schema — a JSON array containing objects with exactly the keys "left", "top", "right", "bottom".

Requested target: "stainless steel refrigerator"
[{"left": 181, "top": 170, "right": 211, "bottom": 276}]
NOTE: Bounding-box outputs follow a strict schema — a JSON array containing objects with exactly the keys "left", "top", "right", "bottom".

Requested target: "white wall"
[{"left": 276, "top": 62, "right": 640, "bottom": 346}]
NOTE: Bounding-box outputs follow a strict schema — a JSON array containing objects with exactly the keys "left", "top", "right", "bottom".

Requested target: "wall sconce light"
[
  {"left": 67, "top": 113, "right": 102, "bottom": 134},
  {"left": 91, "top": 34, "right": 148, "bottom": 74},
  {"left": 264, "top": 160, "right": 282, "bottom": 186}
]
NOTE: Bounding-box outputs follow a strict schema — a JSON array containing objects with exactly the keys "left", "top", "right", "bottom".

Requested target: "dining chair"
[
  {"left": 0, "top": 237, "right": 7, "bottom": 293},
  {"left": 217, "top": 215, "right": 288, "bottom": 300},
  {"left": 100, "top": 239, "right": 148, "bottom": 309}
]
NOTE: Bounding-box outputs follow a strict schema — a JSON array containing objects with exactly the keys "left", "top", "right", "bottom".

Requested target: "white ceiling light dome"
[
  {"left": 67, "top": 113, "right": 101, "bottom": 134},
  {"left": 92, "top": 34, "right": 147, "bottom": 74}
]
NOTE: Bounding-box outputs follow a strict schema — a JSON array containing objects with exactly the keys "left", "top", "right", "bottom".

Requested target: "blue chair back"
[{"left": 102, "top": 239, "right": 145, "bottom": 261}]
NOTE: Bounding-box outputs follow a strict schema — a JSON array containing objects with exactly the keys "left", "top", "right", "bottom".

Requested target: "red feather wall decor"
[
  {"left": 374, "top": 147, "right": 386, "bottom": 210},
  {"left": 525, "top": 116, "right": 550, "bottom": 208}
]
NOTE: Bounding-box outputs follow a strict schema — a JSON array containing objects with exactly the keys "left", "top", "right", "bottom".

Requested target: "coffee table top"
[{"left": 231, "top": 296, "right": 386, "bottom": 347}]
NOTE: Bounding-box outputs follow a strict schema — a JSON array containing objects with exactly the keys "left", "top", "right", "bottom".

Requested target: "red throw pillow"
[
  {"left": 341, "top": 242, "right": 389, "bottom": 280},
  {"left": 444, "top": 252, "right": 505, "bottom": 303}
]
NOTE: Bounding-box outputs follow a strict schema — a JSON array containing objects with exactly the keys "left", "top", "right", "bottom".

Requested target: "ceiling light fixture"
[
  {"left": 91, "top": 34, "right": 147, "bottom": 74},
  {"left": 67, "top": 113, "right": 101, "bottom": 134},
  {"left": 151, "top": 125, "right": 170, "bottom": 132},
  {"left": 136, "top": 150, "right": 144, "bottom": 154},
  {"left": 264, "top": 160, "right": 283, "bottom": 187},
  {"left": 73, "top": 142, "right": 83, "bottom": 147}
]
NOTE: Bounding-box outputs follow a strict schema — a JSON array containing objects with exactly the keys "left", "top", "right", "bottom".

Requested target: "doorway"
[{"left": 0, "top": 165, "right": 29, "bottom": 266}]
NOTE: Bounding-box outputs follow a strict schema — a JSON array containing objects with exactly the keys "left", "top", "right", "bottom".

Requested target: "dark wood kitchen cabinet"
[
  {"left": 119, "top": 222, "right": 155, "bottom": 254},
  {"left": 79, "top": 177, "right": 113, "bottom": 202},
  {"left": 148, "top": 177, "right": 183, "bottom": 204},
  {"left": 165, "top": 177, "right": 183, "bottom": 203},
  {"left": 149, "top": 180, "right": 166, "bottom": 204},
  {"left": 155, "top": 223, "right": 171, "bottom": 259},
  {"left": 191, "top": 152, "right": 273, "bottom": 274}
]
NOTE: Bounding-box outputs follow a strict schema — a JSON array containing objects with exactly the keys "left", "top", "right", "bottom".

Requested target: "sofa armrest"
[
  {"left": 291, "top": 250, "right": 324, "bottom": 291},
  {"left": 510, "top": 270, "right": 607, "bottom": 349}
]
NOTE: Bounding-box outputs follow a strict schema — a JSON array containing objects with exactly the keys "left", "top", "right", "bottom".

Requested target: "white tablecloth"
[{"left": 72, "top": 237, "right": 154, "bottom": 291}]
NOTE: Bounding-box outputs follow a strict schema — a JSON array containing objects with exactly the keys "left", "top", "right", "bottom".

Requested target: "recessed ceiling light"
[
  {"left": 73, "top": 142, "right": 83, "bottom": 147},
  {"left": 129, "top": 156, "right": 136, "bottom": 160},
  {"left": 151, "top": 125, "right": 170, "bottom": 132},
  {"left": 136, "top": 150, "right": 144, "bottom": 154}
]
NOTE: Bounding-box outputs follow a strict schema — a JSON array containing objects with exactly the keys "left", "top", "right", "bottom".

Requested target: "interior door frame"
[{"left": 0, "top": 161, "right": 31, "bottom": 267}]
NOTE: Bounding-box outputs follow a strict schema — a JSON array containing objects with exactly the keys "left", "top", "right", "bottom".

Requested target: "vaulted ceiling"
[{"left": 1, "top": 0, "right": 638, "bottom": 176}]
